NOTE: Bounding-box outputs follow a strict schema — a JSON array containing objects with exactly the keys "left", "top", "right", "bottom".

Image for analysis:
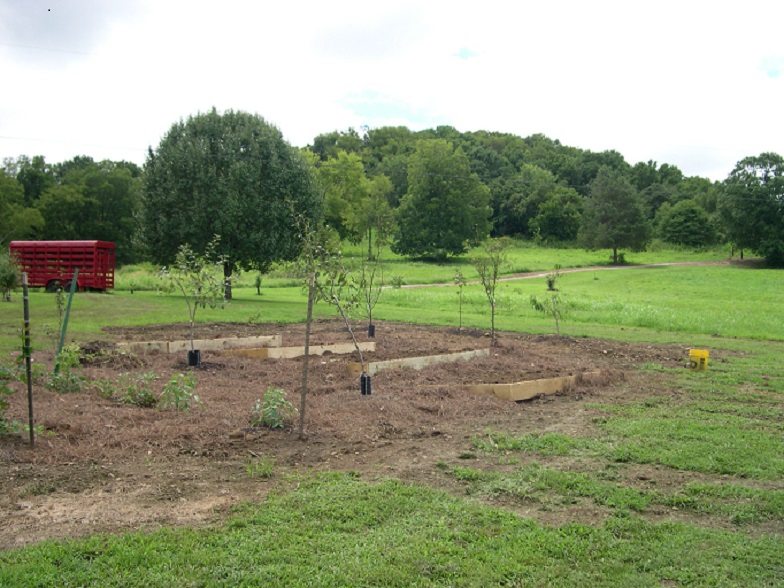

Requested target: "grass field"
[{"left": 1, "top": 243, "right": 783, "bottom": 586}]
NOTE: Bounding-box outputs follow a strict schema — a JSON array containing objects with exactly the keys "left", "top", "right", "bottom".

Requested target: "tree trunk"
[
  {"left": 223, "top": 261, "right": 234, "bottom": 301},
  {"left": 367, "top": 226, "right": 373, "bottom": 261},
  {"left": 612, "top": 247, "right": 618, "bottom": 264},
  {"left": 490, "top": 299, "right": 496, "bottom": 346},
  {"left": 299, "top": 272, "right": 315, "bottom": 440}
]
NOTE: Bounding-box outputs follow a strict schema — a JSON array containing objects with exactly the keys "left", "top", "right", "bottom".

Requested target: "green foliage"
[
  {"left": 159, "top": 236, "right": 228, "bottom": 351},
  {"left": 655, "top": 199, "right": 717, "bottom": 247},
  {"left": 578, "top": 166, "right": 652, "bottom": 263},
  {"left": 46, "top": 343, "right": 84, "bottom": 393},
  {"left": 720, "top": 152, "right": 784, "bottom": 266},
  {"left": 315, "top": 149, "right": 370, "bottom": 241},
  {"left": 119, "top": 371, "right": 158, "bottom": 407},
  {"left": 454, "top": 268, "right": 467, "bottom": 329},
  {"left": 245, "top": 454, "right": 275, "bottom": 479},
  {"left": 495, "top": 163, "right": 583, "bottom": 241},
  {"left": 545, "top": 264, "right": 561, "bottom": 291},
  {"left": 393, "top": 139, "right": 491, "bottom": 259},
  {"left": 0, "top": 361, "right": 14, "bottom": 435},
  {"left": 142, "top": 108, "right": 321, "bottom": 288},
  {"left": 0, "top": 252, "right": 19, "bottom": 302},
  {"left": 158, "top": 372, "right": 200, "bottom": 412},
  {"left": 530, "top": 281, "right": 569, "bottom": 335},
  {"left": 471, "top": 237, "right": 511, "bottom": 343},
  {"left": 250, "top": 387, "right": 296, "bottom": 429},
  {"left": 92, "top": 377, "right": 118, "bottom": 400},
  {"left": 358, "top": 257, "right": 384, "bottom": 328}
]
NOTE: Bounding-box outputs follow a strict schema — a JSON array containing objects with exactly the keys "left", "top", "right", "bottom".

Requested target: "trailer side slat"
[{"left": 9, "top": 240, "right": 115, "bottom": 291}]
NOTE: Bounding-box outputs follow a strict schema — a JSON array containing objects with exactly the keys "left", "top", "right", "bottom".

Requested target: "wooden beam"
[
  {"left": 347, "top": 348, "right": 490, "bottom": 377},
  {"left": 468, "top": 370, "right": 605, "bottom": 401},
  {"left": 225, "top": 341, "right": 375, "bottom": 359},
  {"left": 169, "top": 334, "right": 282, "bottom": 353}
]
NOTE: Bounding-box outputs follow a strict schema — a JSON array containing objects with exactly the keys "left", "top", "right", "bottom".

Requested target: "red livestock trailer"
[{"left": 9, "top": 240, "right": 115, "bottom": 292}]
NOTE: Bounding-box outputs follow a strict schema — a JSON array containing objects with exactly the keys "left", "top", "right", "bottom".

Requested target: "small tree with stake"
[
  {"left": 159, "top": 236, "right": 228, "bottom": 366},
  {"left": 472, "top": 237, "right": 510, "bottom": 346},
  {"left": 530, "top": 267, "right": 569, "bottom": 336},
  {"left": 295, "top": 215, "right": 369, "bottom": 439},
  {"left": 358, "top": 257, "right": 384, "bottom": 337},
  {"left": 454, "top": 268, "right": 467, "bottom": 331}
]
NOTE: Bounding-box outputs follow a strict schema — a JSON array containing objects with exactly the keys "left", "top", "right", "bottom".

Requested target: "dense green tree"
[
  {"left": 393, "top": 140, "right": 491, "bottom": 259},
  {"left": 310, "top": 128, "right": 365, "bottom": 161},
  {"left": 720, "top": 153, "right": 784, "bottom": 266},
  {"left": 641, "top": 182, "right": 680, "bottom": 218},
  {"left": 142, "top": 108, "right": 320, "bottom": 298},
  {"left": 680, "top": 176, "right": 721, "bottom": 214},
  {"left": 317, "top": 150, "right": 369, "bottom": 242},
  {"left": 16, "top": 155, "right": 54, "bottom": 207},
  {"left": 29, "top": 159, "right": 141, "bottom": 263},
  {"left": 529, "top": 188, "right": 584, "bottom": 242},
  {"left": 495, "top": 164, "right": 577, "bottom": 238},
  {"left": 3, "top": 207, "right": 44, "bottom": 242},
  {"left": 35, "top": 185, "right": 88, "bottom": 239},
  {"left": 576, "top": 150, "right": 630, "bottom": 193},
  {"left": 359, "top": 174, "right": 394, "bottom": 260},
  {"left": 578, "top": 166, "right": 651, "bottom": 263},
  {"left": 0, "top": 170, "right": 26, "bottom": 242},
  {"left": 80, "top": 164, "right": 141, "bottom": 264},
  {"left": 655, "top": 199, "right": 716, "bottom": 248}
]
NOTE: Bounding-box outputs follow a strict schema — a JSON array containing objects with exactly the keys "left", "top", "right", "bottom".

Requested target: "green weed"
[
  {"left": 245, "top": 454, "right": 274, "bottom": 479},
  {"left": 250, "top": 387, "right": 296, "bottom": 429},
  {"left": 119, "top": 371, "right": 158, "bottom": 408},
  {"left": 158, "top": 373, "right": 200, "bottom": 412}
]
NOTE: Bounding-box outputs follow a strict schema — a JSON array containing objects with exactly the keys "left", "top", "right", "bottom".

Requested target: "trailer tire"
[
  {"left": 45, "top": 280, "right": 62, "bottom": 293},
  {"left": 64, "top": 280, "right": 78, "bottom": 292}
]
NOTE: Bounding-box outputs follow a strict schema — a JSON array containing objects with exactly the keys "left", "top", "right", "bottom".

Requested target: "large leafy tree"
[
  {"left": 720, "top": 153, "right": 784, "bottom": 266},
  {"left": 655, "top": 199, "right": 716, "bottom": 248},
  {"left": 142, "top": 109, "right": 320, "bottom": 298},
  {"left": 317, "top": 150, "right": 369, "bottom": 241},
  {"left": 392, "top": 140, "right": 491, "bottom": 260},
  {"left": 16, "top": 155, "right": 54, "bottom": 207},
  {"left": 495, "top": 164, "right": 582, "bottom": 239},
  {"left": 0, "top": 170, "right": 44, "bottom": 243},
  {"left": 578, "top": 166, "right": 651, "bottom": 263}
]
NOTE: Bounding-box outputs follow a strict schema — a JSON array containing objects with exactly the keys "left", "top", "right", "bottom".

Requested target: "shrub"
[
  {"left": 47, "top": 344, "right": 85, "bottom": 393},
  {"left": 0, "top": 252, "right": 19, "bottom": 302},
  {"left": 250, "top": 387, "right": 296, "bottom": 429},
  {"left": 0, "top": 363, "right": 14, "bottom": 435},
  {"left": 119, "top": 371, "right": 158, "bottom": 408},
  {"left": 158, "top": 373, "right": 200, "bottom": 412}
]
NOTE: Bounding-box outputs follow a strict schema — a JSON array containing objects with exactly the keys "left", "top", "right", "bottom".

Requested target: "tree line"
[{"left": 2, "top": 109, "right": 782, "bottom": 277}]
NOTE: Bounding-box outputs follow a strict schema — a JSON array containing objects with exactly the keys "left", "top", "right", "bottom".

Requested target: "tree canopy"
[
  {"left": 392, "top": 140, "right": 491, "bottom": 259},
  {"left": 142, "top": 109, "right": 320, "bottom": 297},
  {"left": 578, "top": 166, "right": 651, "bottom": 263},
  {"left": 720, "top": 153, "right": 784, "bottom": 266}
]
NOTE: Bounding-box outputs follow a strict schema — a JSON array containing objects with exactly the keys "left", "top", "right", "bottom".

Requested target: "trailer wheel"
[
  {"left": 64, "top": 280, "right": 78, "bottom": 292},
  {"left": 45, "top": 280, "right": 63, "bottom": 293}
]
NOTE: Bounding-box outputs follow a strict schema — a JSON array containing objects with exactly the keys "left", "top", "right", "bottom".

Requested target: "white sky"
[{"left": 1, "top": 0, "right": 782, "bottom": 181}]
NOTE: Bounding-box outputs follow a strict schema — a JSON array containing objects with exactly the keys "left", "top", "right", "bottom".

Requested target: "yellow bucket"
[{"left": 689, "top": 349, "right": 709, "bottom": 371}]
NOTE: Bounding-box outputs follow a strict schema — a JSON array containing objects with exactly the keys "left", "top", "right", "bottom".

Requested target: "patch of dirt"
[{"left": 0, "top": 320, "right": 733, "bottom": 550}]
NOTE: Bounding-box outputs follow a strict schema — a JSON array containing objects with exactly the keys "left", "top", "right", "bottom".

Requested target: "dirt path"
[{"left": 401, "top": 259, "right": 732, "bottom": 289}]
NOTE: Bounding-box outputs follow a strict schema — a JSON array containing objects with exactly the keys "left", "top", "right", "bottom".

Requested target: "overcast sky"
[{"left": 1, "top": 0, "right": 782, "bottom": 181}]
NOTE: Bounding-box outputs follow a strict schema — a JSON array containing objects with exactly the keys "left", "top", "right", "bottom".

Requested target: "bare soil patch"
[{"left": 1, "top": 320, "right": 705, "bottom": 549}]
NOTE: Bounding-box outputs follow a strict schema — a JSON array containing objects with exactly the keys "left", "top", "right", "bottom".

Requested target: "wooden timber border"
[
  {"left": 120, "top": 334, "right": 282, "bottom": 355},
  {"left": 347, "top": 348, "right": 490, "bottom": 377},
  {"left": 467, "top": 370, "right": 606, "bottom": 401},
  {"left": 224, "top": 341, "right": 375, "bottom": 359}
]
